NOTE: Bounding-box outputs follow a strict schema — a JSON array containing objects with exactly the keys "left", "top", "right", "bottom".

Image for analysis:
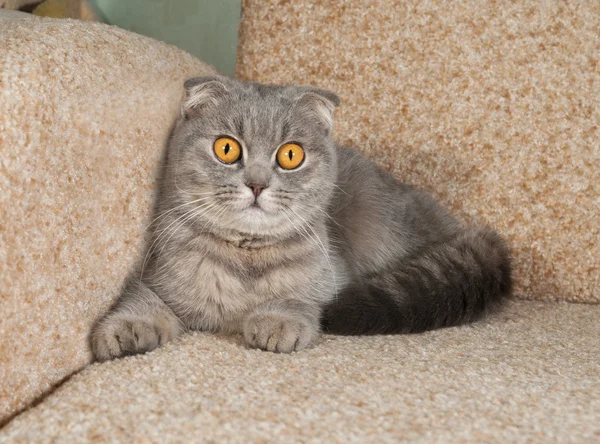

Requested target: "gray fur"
[{"left": 90, "top": 76, "right": 512, "bottom": 361}]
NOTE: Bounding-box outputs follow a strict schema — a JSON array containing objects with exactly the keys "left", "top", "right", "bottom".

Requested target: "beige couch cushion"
[
  {"left": 2, "top": 301, "right": 599, "bottom": 441},
  {"left": 237, "top": 0, "right": 600, "bottom": 304},
  {"left": 0, "top": 16, "right": 215, "bottom": 421}
]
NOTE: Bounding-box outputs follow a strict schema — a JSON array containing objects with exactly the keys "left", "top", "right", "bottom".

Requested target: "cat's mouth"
[
  {"left": 238, "top": 198, "right": 264, "bottom": 216},
  {"left": 246, "top": 202, "right": 265, "bottom": 212},
  {"left": 246, "top": 195, "right": 267, "bottom": 212}
]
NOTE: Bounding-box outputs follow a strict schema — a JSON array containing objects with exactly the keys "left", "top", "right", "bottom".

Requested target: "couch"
[{"left": 1, "top": 2, "right": 598, "bottom": 441}]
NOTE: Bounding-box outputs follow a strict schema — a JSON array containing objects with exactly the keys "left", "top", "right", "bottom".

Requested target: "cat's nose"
[{"left": 246, "top": 183, "right": 267, "bottom": 198}]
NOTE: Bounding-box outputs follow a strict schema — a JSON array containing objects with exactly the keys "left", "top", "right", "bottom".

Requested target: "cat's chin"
[
  {"left": 239, "top": 208, "right": 273, "bottom": 228},
  {"left": 228, "top": 208, "right": 291, "bottom": 238},
  {"left": 245, "top": 204, "right": 265, "bottom": 213}
]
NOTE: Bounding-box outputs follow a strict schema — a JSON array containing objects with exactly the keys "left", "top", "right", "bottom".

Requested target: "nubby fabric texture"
[
  {"left": 237, "top": 0, "right": 600, "bottom": 304},
  {"left": 0, "top": 16, "right": 215, "bottom": 421}
]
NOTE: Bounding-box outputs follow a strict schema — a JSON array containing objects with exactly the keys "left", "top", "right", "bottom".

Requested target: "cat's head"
[{"left": 164, "top": 76, "right": 340, "bottom": 239}]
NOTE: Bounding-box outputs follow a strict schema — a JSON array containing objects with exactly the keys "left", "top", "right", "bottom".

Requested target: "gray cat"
[{"left": 90, "top": 76, "right": 512, "bottom": 360}]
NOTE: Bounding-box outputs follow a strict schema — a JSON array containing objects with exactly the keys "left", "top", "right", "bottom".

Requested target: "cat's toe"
[
  {"left": 243, "top": 313, "right": 314, "bottom": 353},
  {"left": 120, "top": 320, "right": 161, "bottom": 355},
  {"left": 91, "top": 316, "right": 163, "bottom": 361},
  {"left": 91, "top": 324, "right": 121, "bottom": 361},
  {"left": 274, "top": 321, "right": 309, "bottom": 353}
]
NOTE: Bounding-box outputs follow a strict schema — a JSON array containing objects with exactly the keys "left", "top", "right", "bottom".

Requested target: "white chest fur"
[{"left": 151, "top": 235, "right": 338, "bottom": 333}]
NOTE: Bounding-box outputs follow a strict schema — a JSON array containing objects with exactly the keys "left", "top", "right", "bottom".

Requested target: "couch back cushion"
[{"left": 237, "top": 0, "right": 600, "bottom": 305}]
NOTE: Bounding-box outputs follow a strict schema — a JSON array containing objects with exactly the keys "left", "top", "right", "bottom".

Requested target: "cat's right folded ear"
[{"left": 182, "top": 76, "right": 230, "bottom": 119}]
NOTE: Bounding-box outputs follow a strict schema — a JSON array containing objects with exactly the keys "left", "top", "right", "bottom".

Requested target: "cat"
[{"left": 90, "top": 76, "right": 512, "bottom": 360}]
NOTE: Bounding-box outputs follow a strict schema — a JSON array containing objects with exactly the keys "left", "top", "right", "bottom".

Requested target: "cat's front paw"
[
  {"left": 90, "top": 314, "right": 180, "bottom": 361},
  {"left": 243, "top": 312, "right": 317, "bottom": 353}
]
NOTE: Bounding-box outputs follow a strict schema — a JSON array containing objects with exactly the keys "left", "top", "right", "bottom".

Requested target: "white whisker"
[
  {"left": 157, "top": 201, "right": 219, "bottom": 259},
  {"left": 147, "top": 195, "right": 215, "bottom": 230},
  {"left": 140, "top": 200, "right": 217, "bottom": 279},
  {"left": 280, "top": 210, "right": 333, "bottom": 302},
  {"left": 285, "top": 207, "right": 338, "bottom": 297}
]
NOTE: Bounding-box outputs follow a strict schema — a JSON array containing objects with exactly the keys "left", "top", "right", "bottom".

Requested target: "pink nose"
[{"left": 246, "top": 183, "right": 266, "bottom": 198}]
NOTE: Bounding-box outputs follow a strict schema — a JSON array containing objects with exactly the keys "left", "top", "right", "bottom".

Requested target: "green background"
[{"left": 89, "top": 0, "right": 241, "bottom": 75}]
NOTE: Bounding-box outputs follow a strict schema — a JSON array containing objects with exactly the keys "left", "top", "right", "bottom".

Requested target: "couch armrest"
[{"left": 0, "top": 15, "right": 216, "bottom": 421}]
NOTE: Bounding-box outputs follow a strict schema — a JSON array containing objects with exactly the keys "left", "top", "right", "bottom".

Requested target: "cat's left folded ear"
[{"left": 293, "top": 86, "right": 341, "bottom": 133}]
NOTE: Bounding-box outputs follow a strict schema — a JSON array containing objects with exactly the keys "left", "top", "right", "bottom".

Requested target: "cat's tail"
[{"left": 321, "top": 228, "right": 512, "bottom": 334}]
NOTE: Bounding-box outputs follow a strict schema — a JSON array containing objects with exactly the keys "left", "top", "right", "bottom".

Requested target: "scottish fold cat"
[{"left": 90, "top": 76, "right": 511, "bottom": 360}]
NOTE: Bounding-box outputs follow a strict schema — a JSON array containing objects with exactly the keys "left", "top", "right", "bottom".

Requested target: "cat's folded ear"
[
  {"left": 293, "top": 86, "right": 341, "bottom": 133},
  {"left": 182, "top": 76, "right": 231, "bottom": 119}
]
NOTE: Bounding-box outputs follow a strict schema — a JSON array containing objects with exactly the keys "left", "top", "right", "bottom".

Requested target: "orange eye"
[
  {"left": 277, "top": 143, "right": 305, "bottom": 170},
  {"left": 214, "top": 137, "right": 241, "bottom": 164}
]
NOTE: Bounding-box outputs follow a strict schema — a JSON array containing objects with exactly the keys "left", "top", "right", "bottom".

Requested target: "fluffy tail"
[{"left": 321, "top": 228, "right": 512, "bottom": 334}]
